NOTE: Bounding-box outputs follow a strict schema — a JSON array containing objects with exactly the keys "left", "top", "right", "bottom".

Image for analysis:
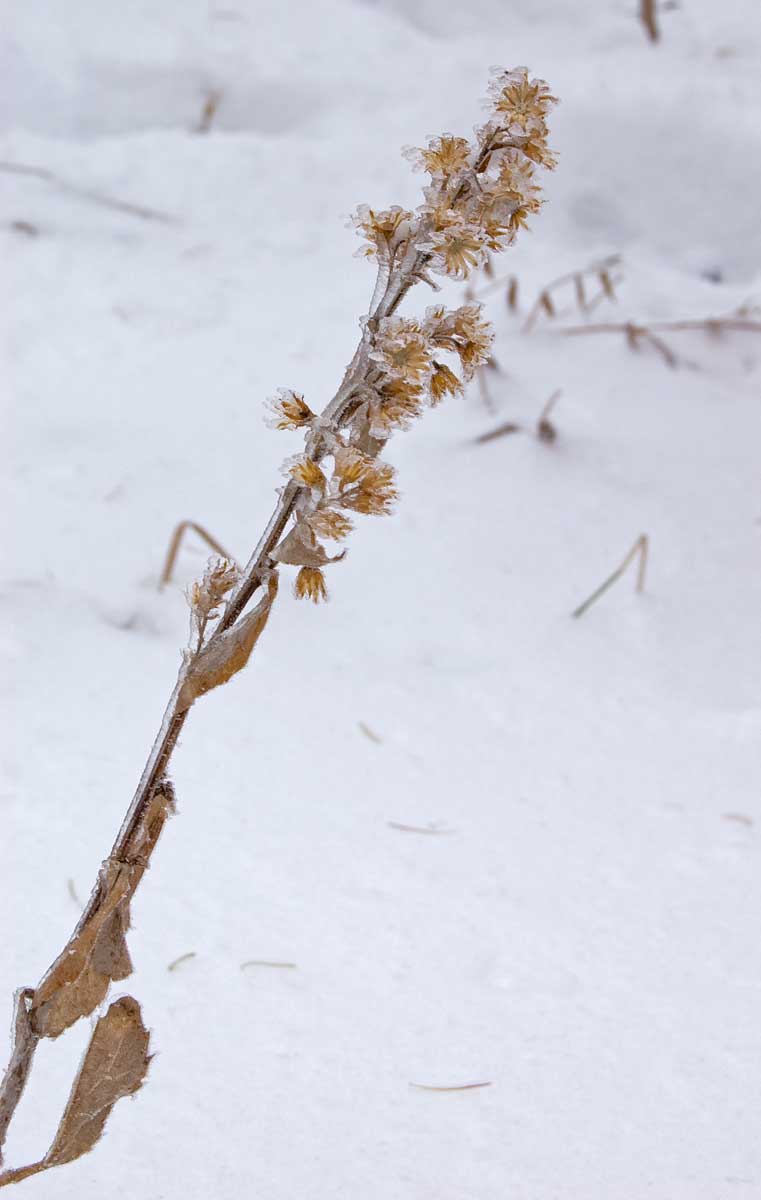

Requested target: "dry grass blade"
[
  {"left": 358, "top": 721, "right": 383, "bottom": 743},
  {"left": 572, "top": 534, "right": 649, "bottom": 619},
  {"left": 387, "top": 822, "right": 453, "bottom": 835},
  {"left": 0, "top": 998, "right": 150, "bottom": 1188},
  {"left": 159, "top": 520, "right": 236, "bottom": 590},
  {"left": 240, "top": 960, "right": 297, "bottom": 971},
  {"left": 410, "top": 1081, "right": 492, "bottom": 1092},
  {"left": 473, "top": 420, "right": 521, "bottom": 445},
  {"left": 167, "top": 952, "right": 197, "bottom": 972}
]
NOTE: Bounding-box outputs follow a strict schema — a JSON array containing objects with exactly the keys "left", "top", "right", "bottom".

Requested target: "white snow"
[{"left": 2, "top": 2, "right": 761, "bottom": 1197}]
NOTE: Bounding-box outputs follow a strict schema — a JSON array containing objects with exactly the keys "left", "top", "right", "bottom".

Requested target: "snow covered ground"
[{"left": 2, "top": 2, "right": 761, "bottom": 1197}]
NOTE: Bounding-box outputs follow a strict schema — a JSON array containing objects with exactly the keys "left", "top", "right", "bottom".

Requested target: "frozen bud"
[
  {"left": 265, "top": 388, "right": 315, "bottom": 430},
  {"left": 429, "top": 362, "right": 462, "bottom": 404},
  {"left": 287, "top": 455, "right": 327, "bottom": 496},
  {"left": 294, "top": 566, "right": 328, "bottom": 604}
]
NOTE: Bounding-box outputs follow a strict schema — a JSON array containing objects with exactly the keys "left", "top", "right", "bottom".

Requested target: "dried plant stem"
[
  {"left": 0, "top": 250, "right": 423, "bottom": 1164},
  {"left": 159, "top": 520, "right": 235, "bottom": 589},
  {"left": 0, "top": 69, "right": 559, "bottom": 1182},
  {"left": 572, "top": 534, "right": 649, "bottom": 619}
]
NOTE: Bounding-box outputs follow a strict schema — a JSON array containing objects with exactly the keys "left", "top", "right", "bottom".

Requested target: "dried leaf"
[
  {"left": 0, "top": 998, "right": 149, "bottom": 1188},
  {"left": 178, "top": 572, "right": 278, "bottom": 710},
  {"left": 506, "top": 276, "right": 519, "bottom": 311},
  {"left": 271, "top": 523, "right": 345, "bottom": 568},
  {"left": 0, "top": 991, "right": 37, "bottom": 1163},
  {"left": 31, "top": 782, "right": 175, "bottom": 1039},
  {"left": 31, "top": 869, "right": 133, "bottom": 1039},
  {"left": 46, "top": 997, "right": 149, "bottom": 1168}
]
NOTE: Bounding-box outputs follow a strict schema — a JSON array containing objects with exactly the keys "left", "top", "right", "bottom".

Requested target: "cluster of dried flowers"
[
  {"left": 258, "top": 66, "right": 557, "bottom": 607},
  {"left": 0, "top": 67, "right": 555, "bottom": 1190}
]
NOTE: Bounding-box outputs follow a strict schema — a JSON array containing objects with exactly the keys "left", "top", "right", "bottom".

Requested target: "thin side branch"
[{"left": 572, "top": 534, "right": 649, "bottom": 619}]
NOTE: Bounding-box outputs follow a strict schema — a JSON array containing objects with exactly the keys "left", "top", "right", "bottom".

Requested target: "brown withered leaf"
[
  {"left": 178, "top": 571, "right": 278, "bottom": 710},
  {"left": 31, "top": 782, "right": 175, "bottom": 1040},
  {"left": 0, "top": 998, "right": 149, "bottom": 1187},
  {"left": 271, "top": 522, "right": 345, "bottom": 569},
  {"left": 31, "top": 868, "right": 133, "bottom": 1039},
  {"left": 47, "top": 997, "right": 149, "bottom": 1167}
]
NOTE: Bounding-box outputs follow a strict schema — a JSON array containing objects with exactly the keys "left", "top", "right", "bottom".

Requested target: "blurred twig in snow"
[
  {"left": 0, "top": 162, "right": 176, "bottom": 224},
  {"left": 572, "top": 534, "right": 649, "bottom": 619},
  {"left": 559, "top": 314, "right": 761, "bottom": 369}
]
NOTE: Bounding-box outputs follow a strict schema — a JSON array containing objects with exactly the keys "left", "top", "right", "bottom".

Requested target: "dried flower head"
[
  {"left": 265, "top": 388, "right": 314, "bottom": 430},
  {"left": 487, "top": 67, "right": 557, "bottom": 129},
  {"left": 420, "top": 216, "right": 487, "bottom": 280},
  {"left": 288, "top": 455, "right": 327, "bottom": 495},
  {"left": 188, "top": 557, "right": 241, "bottom": 645},
  {"left": 405, "top": 134, "right": 473, "bottom": 179},
  {"left": 333, "top": 449, "right": 398, "bottom": 515},
  {"left": 371, "top": 317, "right": 433, "bottom": 383},
  {"left": 295, "top": 566, "right": 328, "bottom": 603},
  {"left": 351, "top": 205, "right": 416, "bottom": 260},
  {"left": 430, "top": 362, "right": 462, "bottom": 404}
]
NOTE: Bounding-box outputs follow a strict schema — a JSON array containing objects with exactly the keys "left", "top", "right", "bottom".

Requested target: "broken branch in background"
[
  {"left": 197, "top": 89, "right": 222, "bottom": 134},
  {"left": 0, "top": 162, "right": 176, "bottom": 224},
  {"left": 522, "top": 255, "right": 622, "bottom": 332},
  {"left": 640, "top": 0, "right": 660, "bottom": 42},
  {"left": 473, "top": 419, "right": 521, "bottom": 446},
  {"left": 559, "top": 312, "right": 761, "bottom": 369},
  {"left": 159, "top": 520, "right": 236, "bottom": 590},
  {"left": 536, "top": 389, "right": 562, "bottom": 443},
  {"left": 572, "top": 534, "right": 649, "bottom": 620}
]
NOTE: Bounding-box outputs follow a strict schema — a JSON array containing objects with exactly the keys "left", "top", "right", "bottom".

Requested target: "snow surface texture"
[{"left": 2, "top": 2, "right": 761, "bottom": 1197}]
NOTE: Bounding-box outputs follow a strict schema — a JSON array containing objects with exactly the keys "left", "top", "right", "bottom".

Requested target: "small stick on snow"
[
  {"left": 473, "top": 420, "right": 521, "bottom": 445},
  {"left": 240, "top": 961, "right": 297, "bottom": 971},
  {"left": 159, "top": 521, "right": 236, "bottom": 590},
  {"left": 537, "top": 388, "right": 562, "bottom": 443},
  {"left": 410, "top": 1081, "right": 492, "bottom": 1092},
  {"left": 66, "top": 879, "right": 82, "bottom": 910},
  {"left": 640, "top": 0, "right": 659, "bottom": 42},
  {"left": 167, "top": 953, "right": 197, "bottom": 972},
  {"left": 572, "top": 534, "right": 648, "bottom": 619},
  {"left": 387, "top": 822, "right": 453, "bottom": 835}
]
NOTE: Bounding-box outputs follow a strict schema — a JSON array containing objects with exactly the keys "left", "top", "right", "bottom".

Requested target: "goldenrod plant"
[{"left": 0, "top": 67, "right": 556, "bottom": 1187}]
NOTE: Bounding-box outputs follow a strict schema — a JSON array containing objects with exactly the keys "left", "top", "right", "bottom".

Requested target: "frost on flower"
[
  {"left": 404, "top": 134, "right": 473, "bottom": 180},
  {"left": 270, "top": 66, "right": 554, "bottom": 601},
  {"left": 265, "top": 388, "right": 314, "bottom": 430},
  {"left": 187, "top": 557, "right": 241, "bottom": 646},
  {"left": 351, "top": 205, "right": 416, "bottom": 261}
]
